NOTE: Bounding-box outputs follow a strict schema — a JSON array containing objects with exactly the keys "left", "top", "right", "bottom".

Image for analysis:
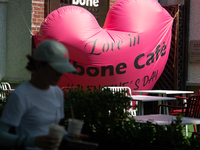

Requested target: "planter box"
[
  {"left": 86, "top": 138, "right": 131, "bottom": 150},
  {"left": 59, "top": 139, "right": 98, "bottom": 150}
]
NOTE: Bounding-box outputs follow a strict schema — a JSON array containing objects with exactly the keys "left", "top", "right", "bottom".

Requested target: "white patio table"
[
  {"left": 132, "top": 90, "right": 194, "bottom": 114},
  {"left": 132, "top": 90, "right": 194, "bottom": 98},
  {"left": 132, "top": 90, "right": 195, "bottom": 135},
  {"left": 133, "top": 114, "right": 200, "bottom": 126},
  {"left": 131, "top": 95, "right": 176, "bottom": 115}
]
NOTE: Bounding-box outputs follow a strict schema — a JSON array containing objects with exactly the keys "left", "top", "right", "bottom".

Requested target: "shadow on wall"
[{"left": 159, "top": 0, "right": 184, "bottom": 5}]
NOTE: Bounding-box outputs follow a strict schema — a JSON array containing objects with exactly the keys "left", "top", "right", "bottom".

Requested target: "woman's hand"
[
  {"left": 68, "top": 134, "right": 89, "bottom": 141},
  {"left": 34, "top": 135, "right": 59, "bottom": 150},
  {"left": 74, "top": 134, "right": 89, "bottom": 140}
]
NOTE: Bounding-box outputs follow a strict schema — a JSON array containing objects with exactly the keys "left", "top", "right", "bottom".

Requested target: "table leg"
[
  {"left": 139, "top": 93, "right": 143, "bottom": 115},
  {"left": 163, "top": 93, "right": 169, "bottom": 115},
  {"left": 141, "top": 102, "right": 144, "bottom": 115},
  {"left": 185, "top": 125, "right": 188, "bottom": 136},
  {"left": 162, "top": 100, "right": 169, "bottom": 115},
  {"left": 183, "top": 93, "right": 188, "bottom": 136},
  {"left": 137, "top": 101, "right": 144, "bottom": 115},
  {"left": 183, "top": 93, "right": 187, "bottom": 104},
  {"left": 158, "top": 93, "right": 163, "bottom": 114}
]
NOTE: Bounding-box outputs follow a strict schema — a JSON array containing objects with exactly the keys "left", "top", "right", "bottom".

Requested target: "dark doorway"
[{"left": 45, "top": 0, "right": 110, "bottom": 27}]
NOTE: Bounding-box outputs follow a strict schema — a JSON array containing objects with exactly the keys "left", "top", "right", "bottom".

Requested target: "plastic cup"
[
  {"left": 67, "top": 118, "right": 84, "bottom": 137},
  {"left": 49, "top": 124, "right": 66, "bottom": 150}
]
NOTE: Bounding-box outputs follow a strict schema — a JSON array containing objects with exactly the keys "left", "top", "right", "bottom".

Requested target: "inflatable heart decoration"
[{"left": 33, "top": 0, "right": 173, "bottom": 91}]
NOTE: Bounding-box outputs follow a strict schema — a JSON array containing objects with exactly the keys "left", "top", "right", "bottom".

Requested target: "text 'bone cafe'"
[{"left": 72, "top": 0, "right": 99, "bottom": 7}]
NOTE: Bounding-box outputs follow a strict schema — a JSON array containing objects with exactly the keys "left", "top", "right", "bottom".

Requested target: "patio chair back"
[
  {"left": 0, "top": 82, "right": 13, "bottom": 91},
  {"left": 185, "top": 95, "right": 200, "bottom": 118},
  {"left": 102, "top": 86, "right": 137, "bottom": 116},
  {"left": 158, "top": 94, "right": 200, "bottom": 136},
  {"left": 0, "top": 82, "right": 14, "bottom": 102}
]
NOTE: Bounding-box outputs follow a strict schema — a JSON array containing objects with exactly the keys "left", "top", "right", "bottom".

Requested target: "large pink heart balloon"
[{"left": 33, "top": 0, "right": 173, "bottom": 90}]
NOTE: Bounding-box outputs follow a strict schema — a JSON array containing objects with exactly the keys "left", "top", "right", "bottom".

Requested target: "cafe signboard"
[
  {"left": 189, "top": 40, "right": 200, "bottom": 63},
  {"left": 68, "top": 0, "right": 99, "bottom": 7},
  {"left": 48, "top": 0, "right": 109, "bottom": 27}
]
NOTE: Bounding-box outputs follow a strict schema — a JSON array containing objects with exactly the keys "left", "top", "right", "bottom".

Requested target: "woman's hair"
[
  {"left": 26, "top": 55, "right": 48, "bottom": 71},
  {"left": 26, "top": 55, "right": 36, "bottom": 71}
]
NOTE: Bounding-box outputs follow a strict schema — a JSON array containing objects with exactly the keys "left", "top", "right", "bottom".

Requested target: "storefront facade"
[{"left": 1, "top": 0, "right": 200, "bottom": 94}]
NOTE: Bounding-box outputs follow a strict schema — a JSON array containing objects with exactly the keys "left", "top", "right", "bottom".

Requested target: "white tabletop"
[
  {"left": 133, "top": 114, "right": 200, "bottom": 125},
  {"left": 131, "top": 95, "right": 176, "bottom": 102},
  {"left": 132, "top": 90, "right": 194, "bottom": 94}
]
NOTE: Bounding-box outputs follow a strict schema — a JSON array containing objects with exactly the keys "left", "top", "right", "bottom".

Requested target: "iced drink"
[
  {"left": 49, "top": 123, "right": 65, "bottom": 150},
  {"left": 67, "top": 118, "right": 84, "bottom": 137}
]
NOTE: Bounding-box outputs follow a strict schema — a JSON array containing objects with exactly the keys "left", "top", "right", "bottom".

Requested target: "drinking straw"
[{"left": 70, "top": 104, "right": 74, "bottom": 121}]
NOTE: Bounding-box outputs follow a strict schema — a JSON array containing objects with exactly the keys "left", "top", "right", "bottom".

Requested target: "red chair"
[
  {"left": 167, "top": 90, "right": 200, "bottom": 132},
  {"left": 169, "top": 90, "right": 200, "bottom": 115},
  {"left": 192, "top": 132, "right": 200, "bottom": 139},
  {"left": 158, "top": 95, "right": 200, "bottom": 136}
]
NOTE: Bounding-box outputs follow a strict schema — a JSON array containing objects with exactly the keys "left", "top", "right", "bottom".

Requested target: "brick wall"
[
  {"left": 32, "top": 0, "right": 45, "bottom": 34},
  {"left": 110, "top": 0, "right": 117, "bottom": 7},
  {"left": 31, "top": 0, "right": 117, "bottom": 34}
]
